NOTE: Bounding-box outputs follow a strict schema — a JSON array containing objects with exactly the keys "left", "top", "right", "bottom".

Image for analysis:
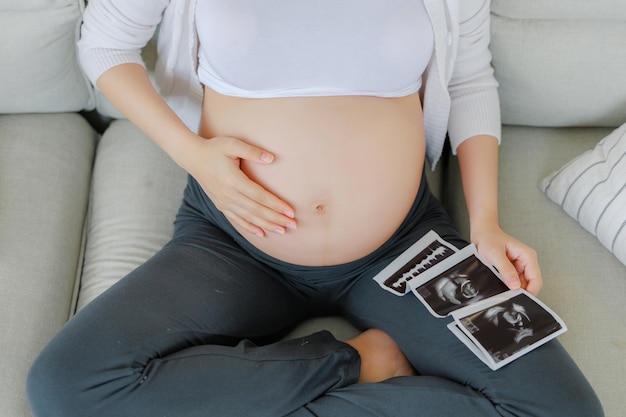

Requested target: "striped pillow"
[{"left": 540, "top": 123, "right": 626, "bottom": 267}]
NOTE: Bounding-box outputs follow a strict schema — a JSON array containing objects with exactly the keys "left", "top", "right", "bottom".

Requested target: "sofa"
[{"left": 1, "top": 0, "right": 624, "bottom": 416}]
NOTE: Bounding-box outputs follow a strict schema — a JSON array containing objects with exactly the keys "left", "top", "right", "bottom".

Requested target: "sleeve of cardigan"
[
  {"left": 77, "top": 0, "right": 170, "bottom": 85},
  {"left": 447, "top": 0, "right": 501, "bottom": 153}
]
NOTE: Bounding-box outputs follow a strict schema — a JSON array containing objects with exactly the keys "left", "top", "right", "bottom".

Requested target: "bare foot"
[{"left": 346, "top": 329, "right": 416, "bottom": 383}]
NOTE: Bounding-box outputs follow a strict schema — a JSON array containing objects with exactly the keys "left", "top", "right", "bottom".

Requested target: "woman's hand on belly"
[{"left": 185, "top": 135, "right": 297, "bottom": 237}]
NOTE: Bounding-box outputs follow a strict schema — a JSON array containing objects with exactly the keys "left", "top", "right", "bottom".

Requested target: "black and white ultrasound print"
[{"left": 373, "top": 230, "right": 458, "bottom": 296}]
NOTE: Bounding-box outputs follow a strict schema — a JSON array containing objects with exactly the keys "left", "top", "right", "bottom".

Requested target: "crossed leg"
[
  {"left": 27, "top": 223, "right": 360, "bottom": 417},
  {"left": 295, "top": 274, "right": 605, "bottom": 417}
]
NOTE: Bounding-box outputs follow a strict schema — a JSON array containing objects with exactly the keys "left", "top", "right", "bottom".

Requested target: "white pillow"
[{"left": 540, "top": 123, "right": 626, "bottom": 267}]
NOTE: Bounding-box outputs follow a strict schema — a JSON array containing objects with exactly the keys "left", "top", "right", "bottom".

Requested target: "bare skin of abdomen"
[{"left": 199, "top": 88, "right": 426, "bottom": 266}]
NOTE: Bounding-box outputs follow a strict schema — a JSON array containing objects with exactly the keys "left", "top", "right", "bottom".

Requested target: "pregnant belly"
[{"left": 200, "top": 89, "right": 426, "bottom": 266}]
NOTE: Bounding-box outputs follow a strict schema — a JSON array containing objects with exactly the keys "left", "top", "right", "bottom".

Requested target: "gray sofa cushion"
[
  {"left": 490, "top": 0, "right": 626, "bottom": 127},
  {"left": 0, "top": 113, "right": 96, "bottom": 417},
  {"left": 78, "top": 120, "right": 187, "bottom": 310},
  {"left": 0, "top": 0, "right": 93, "bottom": 113}
]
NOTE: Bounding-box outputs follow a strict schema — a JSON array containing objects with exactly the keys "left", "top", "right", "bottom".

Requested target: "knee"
[
  {"left": 524, "top": 374, "right": 604, "bottom": 417},
  {"left": 547, "top": 360, "right": 605, "bottom": 417},
  {"left": 558, "top": 386, "right": 605, "bottom": 417},
  {"left": 495, "top": 341, "right": 605, "bottom": 417},
  {"left": 498, "top": 382, "right": 604, "bottom": 417},
  {"left": 521, "top": 373, "right": 605, "bottom": 417},
  {"left": 26, "top": 339, "right": 85, "bottom": 416}
]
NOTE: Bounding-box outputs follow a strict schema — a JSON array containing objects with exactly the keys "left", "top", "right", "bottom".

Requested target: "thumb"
[
  {"left": 479, "top": 245, "right": 521, "bottom": 290},
  {"left": 493, "top": 256, "right": 521, "bottom": 290}
]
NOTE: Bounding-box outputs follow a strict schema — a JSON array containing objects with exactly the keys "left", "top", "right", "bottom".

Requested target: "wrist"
[
  {"left": 169, "top": 132, "right": 208, "bottom": 174},
  {"left": 469, "top": 211, "right": 501, "bottom": 241}
]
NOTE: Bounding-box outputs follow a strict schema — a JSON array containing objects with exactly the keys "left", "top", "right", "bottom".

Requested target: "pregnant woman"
[{"left": 27, "top": 0, "right": 603, "bottom": 416}]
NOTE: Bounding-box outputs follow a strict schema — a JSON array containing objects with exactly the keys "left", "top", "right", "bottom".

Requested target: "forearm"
[
  {"left": 456, "top": 134, "right": 500, "bottom": 236},
  {"left": 96, "top": 63, "right": 202, "bottom": 171},
  {"left": 456, "top": 135, "right": 542, "bottom": 293}
]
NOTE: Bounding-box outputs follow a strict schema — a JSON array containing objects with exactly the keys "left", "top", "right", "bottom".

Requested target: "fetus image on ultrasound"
[
  {"left": 415, "top": 255, "right": 509, "bottom": 317},
  {"left": 459, "top": 293, "right": 564, "bottom": 363},
  {"left": 383, "top": 241, "right": 456, "bottom": 294}
]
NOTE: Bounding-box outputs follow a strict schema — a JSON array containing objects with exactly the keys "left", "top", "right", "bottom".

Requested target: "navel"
[{"left": 314, "top": 203, "right": 327, "bottom": 215}]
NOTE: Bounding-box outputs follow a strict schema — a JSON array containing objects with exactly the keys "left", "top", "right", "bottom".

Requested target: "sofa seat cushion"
[
  {"left": 77, "top": 120, "right": 187, "bottom": 309},
  {"left": 541, "top": 123, "right": 626, "bottom": 266},
  {"left": 445, "top": 125, "right": 626, "bottom": 417},
  {"left": 0, "top": 0, "right": 93, "bottom": 113},
  {"left": 0, "top": 113, "right": 96, "bottom": 416}
]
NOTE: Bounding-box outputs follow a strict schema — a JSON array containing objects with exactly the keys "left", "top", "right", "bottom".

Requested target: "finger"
[
  {"left": 483, "top": 248, "right": 521, "bottom": 290},
  {"left": 517, "top": 257, "right": 543, "bottom": 296},
  {"left": 226, "top": 188, "right": 296, "bottom": 235},
  {"left": 221, "top": 138, "right": 296, "bottom": 217},
  {"left": 231, "top": 201, "right": 289, "bottom": 235},
  {"left": 508, "top": 245, "right": 543, "bottom": 295},
  {"left": 524, "top": 274, "right": 543, "bottom": 296},
  {"left": 497, "top": 260, "right": 522, "bottom": 290},
  {"left": 223, "top": 209, "right": 266, "bottom": 238},
  {"left": 212, "top": 176, "right": 296, "bottom": 235},
  {"left": 236, "top": 173, "right": 296, "bottom": 222},
  {"left": 518, "top": 274, "right": 529, "bottom": 292},
  {"left": 223, "top": 137, "right": 275, "bottom": 165}
]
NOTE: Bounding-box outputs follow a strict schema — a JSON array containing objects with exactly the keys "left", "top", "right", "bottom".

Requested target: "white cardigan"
[{"left": 78, "top": 0, "right": 501, "bottom": 169}]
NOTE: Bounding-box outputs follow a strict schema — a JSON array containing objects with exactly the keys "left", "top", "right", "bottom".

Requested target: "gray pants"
[{"left": 27, "top": 176, "right": 603, "bottom": 417}]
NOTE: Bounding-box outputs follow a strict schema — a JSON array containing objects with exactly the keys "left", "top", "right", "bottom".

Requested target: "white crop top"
[{"left": 196, "top": 0, "right": 434, "bottom": 98}]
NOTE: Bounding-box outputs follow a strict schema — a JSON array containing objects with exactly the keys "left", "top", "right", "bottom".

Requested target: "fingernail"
[
  {"left": 284, "top": 209, "right": 295, "bottom": 218},
  {"left": 286, "top": 220, "right": 297, "bottom": 230},
  {"left": 261, "top": 152, "right": 274, "bottom": 163},
  {"left": 275, "top": 226, "right": 286, "bottom": 235}
]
